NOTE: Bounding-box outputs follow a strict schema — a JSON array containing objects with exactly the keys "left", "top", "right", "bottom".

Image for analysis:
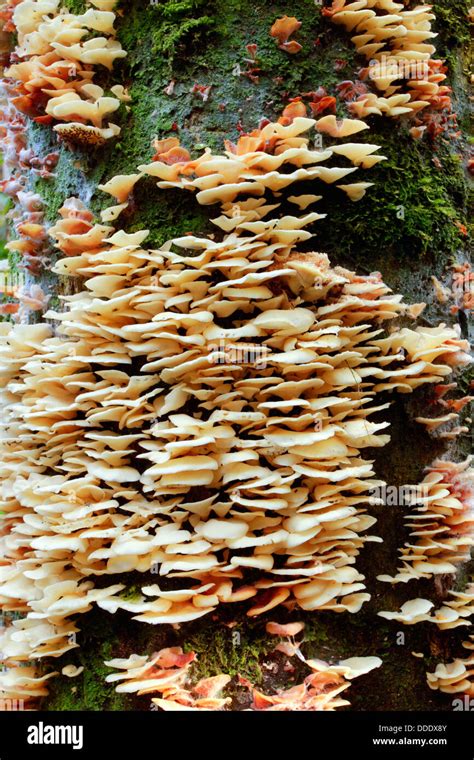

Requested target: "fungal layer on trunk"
[
  {"left": 1, "top": 0, "right": 126, "bottom": 146},
  {"left": 378, "top": 459, "right": 474, "bottom": 584},
  {"left": 323, "top": 1, "right": 451, "bottom": 118},
  {"left": 0, "top": 111, "right": 470, "bottom": 705}
]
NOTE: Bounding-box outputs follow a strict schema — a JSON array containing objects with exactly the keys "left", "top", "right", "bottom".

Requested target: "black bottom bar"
[{"left": 0, "top": 711, "right": 472, "bottom": 758}]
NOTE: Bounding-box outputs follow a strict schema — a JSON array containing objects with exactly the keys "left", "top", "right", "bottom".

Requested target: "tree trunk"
[{"left": 2, "top": 0, "right": 472, "bottom": 712}]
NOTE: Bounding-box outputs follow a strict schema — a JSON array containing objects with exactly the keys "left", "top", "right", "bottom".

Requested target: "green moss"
[
  {"left": 453, "top": 564, "right": 474, "bottom": 594},
  {"left": 433, "top": 0, "right": 471, "bottom": 58},
  {"left": 62, "top": 0, "right": 87, "bottom": 12},
  {"left": 151, "top": 15, "right": 216, "bottom": 59},
  {"left": 118, "top": 585, "right": 143, "bottom": 602},
  {"left": 159, "top": 0, "right": 210, "bottom": 12},
  {"left": 44, "top": 609, "right": 132, "bottom": 711},
  {"left": 119, "top": 0, "right": 216, "bottom": 68},
  {"left": 183, "top": 620, "right": 273, "bottom": 683},
  {"left": 28, "top": 120, "right": 94, "bottom": 223},
  {"left": 316, "top": 130, "right": 469, "bottom": 263},
  {"left": 47, "top": 293, "right": 61, "bottom": 311},
  {"left": 458, "top": 363, "right": 474, "bottom": 396},
  {"left": 0, "top": 196, "right": 11, "bottom": 260}
]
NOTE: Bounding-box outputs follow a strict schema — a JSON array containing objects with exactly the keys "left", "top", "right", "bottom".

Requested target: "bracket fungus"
[
  {"left": 105, "top": 648, "right": 232, "bottom": 710},
  {"left": 0, "top": 661, "right": 58, "bottom": 708},
  {"left": 270, "top": 15, "right": 303, "bottom": 55},
  {"left": 378, "top": 459, "right": 474, "bottom": 584},
  {"left": 323, "top": 1, "right": 451, "bottom": 119},
  {"left": 427, "top": 636, "right": 474, "bottom": 698},
  {"left": 241, "top": 652, "right": 382, "bottom": 711},
  {"left": 379, "top": 583, "right": 474, "bottom": 631},
  {"left": 136, "top": 106, "right": 386, "bottom": 220},
  {"left": 105, "top": 644, "right": 381, "bottom": 711},
  {"left": 0, "top": 102, "right": 470, "bottom": 709},
  {"left": 0, "top": 0, "right": 469, "bottom": 698},
  {"left": 1, "top": 0, "right": 127, "bottom": 146}
]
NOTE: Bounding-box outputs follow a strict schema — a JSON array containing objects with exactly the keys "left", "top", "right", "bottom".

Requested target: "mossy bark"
[{"left": 24, "top": 0, "right": 472, "bottom": 711}]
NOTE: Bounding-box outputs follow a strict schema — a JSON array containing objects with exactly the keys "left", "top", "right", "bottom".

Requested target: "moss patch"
[
  {"left": 44, "top": 608, "right": 133, "bottom": 711},
  {"left": 62, "top": 0, "right": 87, "bottom": 13}
]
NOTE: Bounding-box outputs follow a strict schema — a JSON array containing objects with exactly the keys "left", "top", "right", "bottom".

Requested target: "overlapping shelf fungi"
[
  {"left": 103, "top": 634, "right": 383, "bottom": 711},
  {"left": 0, "top": 0, "right": 127, "bottom": 147},
  {"left": 377, "top": 460, "right": 474, "bottom": 698},
  {"left": 324, "top": 0, "right": 451, "bottom": 118},
  {"left": 0, "top": 105, "right": 472, "bottom": 708}
]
